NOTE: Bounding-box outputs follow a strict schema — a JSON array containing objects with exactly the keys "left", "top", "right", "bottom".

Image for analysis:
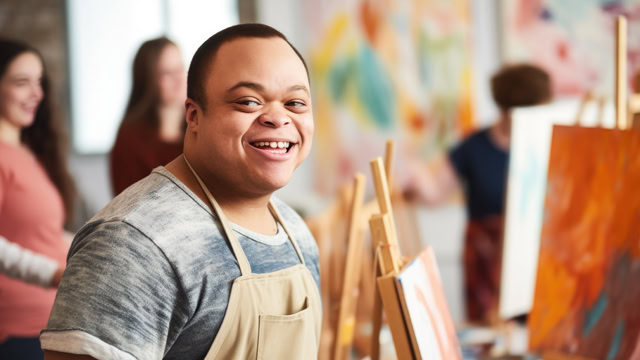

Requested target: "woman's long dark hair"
[
  {"left": 0, "top": 39, "right": 76, "bottom": 226},
  {"left": 122, "top": 37, "right": 179, "bottom": 130}
]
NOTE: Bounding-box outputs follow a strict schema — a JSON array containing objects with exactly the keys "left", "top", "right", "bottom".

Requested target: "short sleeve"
[
  {"left": 41, "top": 221, "right": 190, "bottom": 360},
  {"left": 448, "top": 138, "right": 470, "bottom": 182}
]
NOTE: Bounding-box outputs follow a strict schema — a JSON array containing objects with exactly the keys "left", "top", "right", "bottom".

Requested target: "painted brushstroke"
[
  {"left": 306, "top": 0, "right": 475, "bottom": 194},
  {"left": 529, "top": 126, "right": 640, "bottom": 359}
]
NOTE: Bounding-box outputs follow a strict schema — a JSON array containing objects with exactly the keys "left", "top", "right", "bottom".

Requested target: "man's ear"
[{"left": 185, "top": 98, "right": 201, "bottom": 132}]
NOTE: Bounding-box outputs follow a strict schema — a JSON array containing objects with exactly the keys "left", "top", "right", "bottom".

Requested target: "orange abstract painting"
[{"left": 529, "top": 126, "right": 640, "bottom": 359}]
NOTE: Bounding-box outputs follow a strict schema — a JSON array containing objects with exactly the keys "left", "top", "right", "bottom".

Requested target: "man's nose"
[{"left": 258, "top": 105, "right": 291, "bottom": 128}]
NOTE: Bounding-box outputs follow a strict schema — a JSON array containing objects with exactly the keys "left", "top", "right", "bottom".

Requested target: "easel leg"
[{"left": 371, "top": 270, "right": 383, "bottom": 360}]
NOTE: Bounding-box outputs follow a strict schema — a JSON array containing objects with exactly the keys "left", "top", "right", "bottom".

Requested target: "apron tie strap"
[{"left": 184, "top": 155, "right": 252, "bottom": 276}]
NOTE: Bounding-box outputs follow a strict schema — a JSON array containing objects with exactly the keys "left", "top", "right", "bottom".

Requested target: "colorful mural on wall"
[
  {"left": 305, "top": 0, "right": 475, "bottom": 193},
  {"left": 529, "top": 126, "right": 640, "bottom": 359},
  {"left": 502, "top": 0, "right": 640, "bottom": 96}
]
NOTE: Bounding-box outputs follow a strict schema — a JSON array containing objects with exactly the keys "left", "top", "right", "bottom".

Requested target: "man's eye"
[
  {"left": 286, "top": 100, "right": 306, "bottom": 107},
  {"left": 238, "top": 100, "right": 260, "bottom": 106}
]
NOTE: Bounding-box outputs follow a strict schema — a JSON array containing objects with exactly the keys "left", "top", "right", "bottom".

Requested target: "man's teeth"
[{"left": 255, "top": 141, "right": 290, "bottom": 149}]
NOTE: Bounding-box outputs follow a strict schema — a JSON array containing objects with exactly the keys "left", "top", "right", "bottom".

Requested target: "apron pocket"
[{"left": 256, "top": 297, "right": 317, "bottom": 360}]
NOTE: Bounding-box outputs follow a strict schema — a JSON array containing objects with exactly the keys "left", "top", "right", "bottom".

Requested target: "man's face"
[{"left": 192, "top": 37, "right": 313, "bottom": 196}]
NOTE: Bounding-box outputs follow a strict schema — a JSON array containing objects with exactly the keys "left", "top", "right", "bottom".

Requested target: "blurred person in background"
[
  {"left": 405, "top": 64, "right": 552, "bottom": 323},
  {"left": 110, "top": 37, "right": 187, "bottom": 196},
  {"left": 0, "top": 39, "right": 76, "bottom": 359}
]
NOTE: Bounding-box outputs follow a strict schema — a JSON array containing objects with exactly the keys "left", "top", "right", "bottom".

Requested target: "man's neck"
[
  {"left": 0, "top": 120, "right": 21, "bottom": 146},
  {"left": 165, "top": 155, "right": 278, "bottom": 235}
]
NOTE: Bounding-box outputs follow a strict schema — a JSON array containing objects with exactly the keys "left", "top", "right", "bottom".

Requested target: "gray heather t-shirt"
[{"left": 41, "top": 167, "right": 320, "bottom": 360}]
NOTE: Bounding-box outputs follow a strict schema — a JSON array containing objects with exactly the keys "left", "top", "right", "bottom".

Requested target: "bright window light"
[{"left": 67, "top": 0, "right": 238, "bottom": 154}]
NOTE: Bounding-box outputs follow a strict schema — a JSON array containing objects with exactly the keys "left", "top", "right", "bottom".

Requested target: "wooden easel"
[
  {"left": 616, "top": 16, "right": 629, "bottom": 130},
  {"left": 332, "top": 173, "right": 366, "bottom": 360},
  {"left": 311, "top": 140, "right": 399, "bottom": 359},
  {"left": 307, "top": 181, "right": 362, "bottom": 360},
  {"left": 627, "top": 94, "right": 640, "bottom": 129},
  {"left": 574, "top": 91, "right": 608, "bottom": 127},
  {"left": 369, "top": 140, "right": 415, "bottom": 359}
]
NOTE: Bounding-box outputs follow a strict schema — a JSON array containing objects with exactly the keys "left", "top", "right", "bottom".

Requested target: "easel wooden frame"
[
  {"left": 574, "top": 91, "right": 608, "bottom": 127},
  {"left": 616, "top": 16, "right": 628, "bottom": 130},
  {"left": 368, "top": 140, "right": 416, "bottom": 360},
  {"left": 332, "top": 173, "right": 366, "bottom": 360},
  {"left": 308, "top": 179, "right": 364, "bottom": 360},
  {"left": 627, "top": 94, "right": 640, "bottom": 129}
]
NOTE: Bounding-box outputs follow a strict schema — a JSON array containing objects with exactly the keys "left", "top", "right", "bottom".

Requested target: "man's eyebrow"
[
  {"left": 226, "top": 82, "right": 310, "bottom": 96},
  {"left": 287, "top": 84, "right": 310, "bottom": 96},
  {"left": 226, "top": 81, "right": 265, "bottom": 93}
]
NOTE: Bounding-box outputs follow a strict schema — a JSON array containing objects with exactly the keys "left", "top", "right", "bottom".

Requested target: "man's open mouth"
[{"left": 249, "top": 141, "right": 295, "bottom": 154}]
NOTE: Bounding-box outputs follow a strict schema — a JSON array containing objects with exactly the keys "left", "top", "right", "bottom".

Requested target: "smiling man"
[{"left": 41, "top": 24, "right": 321, "bottom": 360}]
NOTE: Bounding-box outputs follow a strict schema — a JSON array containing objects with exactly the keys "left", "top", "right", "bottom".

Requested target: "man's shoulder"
[
  {"left": 79, "top": 168, "right": 224, "bottom": 260},
  {"left": 93, "top": 168, "right": 205, "bottom": 226}
]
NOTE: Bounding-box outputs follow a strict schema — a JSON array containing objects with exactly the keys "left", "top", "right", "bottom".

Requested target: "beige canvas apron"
[{"left": 184, "top": 158, "right": 322, "bottom": 360}]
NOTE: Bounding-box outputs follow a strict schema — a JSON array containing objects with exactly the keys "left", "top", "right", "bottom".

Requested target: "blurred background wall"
[{"left": 0, "top": 0, "right": 504, "bottom": 322}]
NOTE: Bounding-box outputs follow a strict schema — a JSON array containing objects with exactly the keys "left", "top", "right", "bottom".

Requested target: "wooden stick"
[
  {"left": 370, "top": 267, "right": 383, "bottom": 360},
  {"left": 377, "top": 274, "right": 415, "bottom": 360},
  {"left": 370, "top": 158, "right": 402, "bottom": 261},
  {"left": 369, "top": 214, "right": 401, "bottom": 275},
  {"left": 333, "top": 174, "right": 366, "bottom": 360},
  {"left": 628, "top": 93, "right": 640, "bottom": 129},
  {"left": 616, "top": 16, "right": 628, "bottom": 130},
  {"left": 574, "top": 91, "right": 593, "bottom": 125},
  {"left": 371, "top": 157, "right": 393, "bottom": 215},
  {"left": 384, "top": 140, "right": 394, "bottom": 187},
  {"left": 369, "top": 141, "right": 397, "bottom": 360}
]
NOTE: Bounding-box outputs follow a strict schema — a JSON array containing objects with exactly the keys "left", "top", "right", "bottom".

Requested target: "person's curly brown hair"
[{"left": 491, "top": 64, "right": 552, "bottom": 111}]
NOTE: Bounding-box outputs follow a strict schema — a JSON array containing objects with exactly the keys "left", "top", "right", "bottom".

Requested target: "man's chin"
[{"left": 253, "top": 174, "right": 294, "bottom": 194}]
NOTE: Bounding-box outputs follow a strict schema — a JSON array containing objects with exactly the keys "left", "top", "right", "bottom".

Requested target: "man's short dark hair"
[{"left": 187, "top": 23, "right": 309, "bottom": 111}]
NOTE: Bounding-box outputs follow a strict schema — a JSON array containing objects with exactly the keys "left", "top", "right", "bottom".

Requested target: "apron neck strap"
[
  {"left": 184, "top": 156, "right": 252, "bottom": 275},
  {"left": 267, "top": 202, "right": 306, "bottom": 265},
  {"left": 183, "top": 156, "right": 306, "bottom": 275}
]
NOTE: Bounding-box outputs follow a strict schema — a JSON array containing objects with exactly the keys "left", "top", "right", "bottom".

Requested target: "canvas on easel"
[
  {"left": 368, "top": 155, "right": 462, "bottom": 360},
  {"left": 395, "top": 247, "right": 461, "bottom": 360},
  {"left": 528, "top": 125, "right": 640, "bottom": 359},
  {"left": 500, "top": 98, "right": 616, "bottom": 320}
]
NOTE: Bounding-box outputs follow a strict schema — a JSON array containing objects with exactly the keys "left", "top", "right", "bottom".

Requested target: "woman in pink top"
[{"left": 0, "top": 39, "right": 76, "bottom": 359}]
